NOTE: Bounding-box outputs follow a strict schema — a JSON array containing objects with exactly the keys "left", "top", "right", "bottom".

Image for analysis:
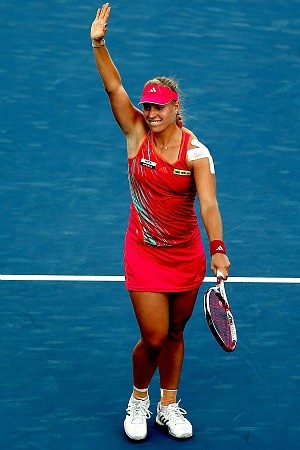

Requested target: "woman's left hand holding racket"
[{"left": 211, "top": 252, "right": 230, "bottom": 280}]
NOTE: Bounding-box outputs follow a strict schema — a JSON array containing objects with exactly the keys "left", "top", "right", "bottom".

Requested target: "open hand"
[{"left": 91, "top": 3, "right": 111, "bottom": 41}]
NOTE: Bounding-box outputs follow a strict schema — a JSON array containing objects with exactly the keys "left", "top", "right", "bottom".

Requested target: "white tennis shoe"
[
  {"left": 124, "top": 396, "right": 152, "bottom": 440},
  {"left": 156, "top": 400, "right": 193, "bottom": 438}
]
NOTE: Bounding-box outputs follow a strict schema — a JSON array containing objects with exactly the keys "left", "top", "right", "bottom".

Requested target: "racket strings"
[{"left": 209, "top": 291, "right": 233, "bottom": 347}]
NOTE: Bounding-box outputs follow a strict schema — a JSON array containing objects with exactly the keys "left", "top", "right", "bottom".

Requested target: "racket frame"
[{"left": 204, "top": 270, "right": 237, "bottom": 352}]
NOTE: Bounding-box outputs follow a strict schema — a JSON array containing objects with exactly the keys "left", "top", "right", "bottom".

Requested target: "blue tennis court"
[{"left": 1, "top": 0, "right": 299, "bottom": 448}]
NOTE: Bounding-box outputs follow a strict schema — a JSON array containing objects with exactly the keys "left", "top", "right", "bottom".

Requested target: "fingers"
[
  {"left": 211, "top": 254, "right": 230, "bottom": 280},
  {"left": 92, "top": 4, "right": 110, "bottom": 40},
  {"left": 95, "top": 3, "right": 110, "bottom": 21},
  {"left": 99, "top": 3, "right": 110, "bottom": 20}
]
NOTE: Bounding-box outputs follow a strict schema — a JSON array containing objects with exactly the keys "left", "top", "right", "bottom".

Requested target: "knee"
[
  {"left": 168, "top": 318, "right": 189, "bottom": 342},
  {"left": 142, "top": 332, "right": 168, "bottom": 351}
]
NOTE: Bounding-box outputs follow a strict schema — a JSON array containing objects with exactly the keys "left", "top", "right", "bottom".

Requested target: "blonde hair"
[
  {"left": 144, "top": 76, "right": 183, "bottom": 127},
  {"left": 145, "top": 76, "right": 179, "bottom": 93}
]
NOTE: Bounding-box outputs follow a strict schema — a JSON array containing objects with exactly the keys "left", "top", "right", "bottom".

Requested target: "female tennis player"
[{"left": 91, "top": 3, "right": 230, "bottom": 441}]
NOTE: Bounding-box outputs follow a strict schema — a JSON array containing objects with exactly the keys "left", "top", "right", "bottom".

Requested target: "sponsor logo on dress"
[
  {"left": 173, "top": 168, "right": 191, "bottom": 176},
  {"left": 141, "top": 158, "right": 157, "bottom": 169}
]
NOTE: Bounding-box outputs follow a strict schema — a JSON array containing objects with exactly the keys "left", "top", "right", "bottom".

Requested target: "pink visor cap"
[{"left": 139, "top": 83, "right": 178, "bottom": 105}]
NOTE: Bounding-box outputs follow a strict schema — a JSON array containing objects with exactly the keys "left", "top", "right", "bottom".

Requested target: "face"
[{"left": 142, "top": 101, "right": 179, "bottom": 130}]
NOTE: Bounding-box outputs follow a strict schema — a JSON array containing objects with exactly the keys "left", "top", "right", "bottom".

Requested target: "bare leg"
[
  {"left": 158, "top": 288, "right": 199, "bottom": 395},
  {"left": 129, "top": 291, "right": 169, "bottom": 391}
]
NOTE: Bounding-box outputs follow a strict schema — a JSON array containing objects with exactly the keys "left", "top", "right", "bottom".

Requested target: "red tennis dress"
[{"left": 124, "top": 130, "right": 206, "bottom": 292}]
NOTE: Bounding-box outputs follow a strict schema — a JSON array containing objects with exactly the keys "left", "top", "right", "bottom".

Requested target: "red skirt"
[{"left": 124, "top": 226, "right": 206, "bottom": 292}]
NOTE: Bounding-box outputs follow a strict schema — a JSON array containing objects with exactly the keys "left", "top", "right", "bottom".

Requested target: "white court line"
[{"left": 0, "top": 274, "right": 299, "bottom": 283}]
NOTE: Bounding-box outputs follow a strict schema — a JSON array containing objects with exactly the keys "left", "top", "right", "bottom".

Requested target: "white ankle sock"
[
  {"left": 133, "top": 386, "right": 149, "bottom": 400},
  {"left": 160, "top": 388, "right": 177, "bottom": 405}
]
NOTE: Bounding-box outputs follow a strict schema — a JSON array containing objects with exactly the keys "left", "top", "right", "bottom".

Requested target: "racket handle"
[{"left": 216, "top": 269, "right": 225, "bottom": 280}]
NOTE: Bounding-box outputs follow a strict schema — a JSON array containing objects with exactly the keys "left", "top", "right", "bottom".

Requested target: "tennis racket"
[{"left": 204, "top": 270, "right": 237, "bottom": 352}]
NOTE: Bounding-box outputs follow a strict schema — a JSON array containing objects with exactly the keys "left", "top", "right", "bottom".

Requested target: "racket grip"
[{"left": 216, "top": 269, "right": 225, "bottom": 279}]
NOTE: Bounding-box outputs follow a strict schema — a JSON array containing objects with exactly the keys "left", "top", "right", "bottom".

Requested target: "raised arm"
[{"left": 90, "top": 4, "right": 146, "bottom": 138}]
